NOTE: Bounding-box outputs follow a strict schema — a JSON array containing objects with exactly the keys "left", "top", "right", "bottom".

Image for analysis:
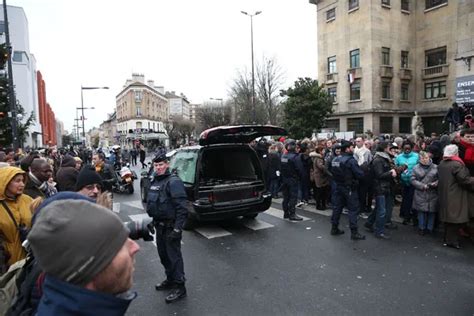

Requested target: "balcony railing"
[
  {"left": 326, "top": 73, "right": 338, "bottom": 84},
  {"left": 399, "top": 68, "right": 412, "bottom": 80},
  {"left": 379, "top": 65, "right": 393, "bottom": 78},
  {"left": 422, "top": 64, "right": 449, "bottom": 79}
]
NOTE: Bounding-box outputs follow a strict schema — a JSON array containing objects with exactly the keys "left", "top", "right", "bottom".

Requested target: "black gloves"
[{"left": 168, "top": 229, "right": 182, "bottom": 241}]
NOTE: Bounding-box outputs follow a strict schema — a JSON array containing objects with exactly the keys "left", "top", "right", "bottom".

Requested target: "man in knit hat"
[
  {"left": 75, "top": 166, "right": 104, "bottom": 200},
  {"left": 28, "top": 199, "right": 140, "bottom": 315}
]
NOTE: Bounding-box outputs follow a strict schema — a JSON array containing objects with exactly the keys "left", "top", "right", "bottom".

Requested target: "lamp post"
[
  {"left": 80, "top": 86, "right": 108, "bottom": 141},
  {"left": 241, "top": 10, "right": 262, "bottom": 123}
]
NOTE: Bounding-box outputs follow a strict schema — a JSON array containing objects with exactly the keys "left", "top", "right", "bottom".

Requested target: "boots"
[
  {"left": 283, "top": 212, "right": 289, "bottom": 219},
  {"left": 331, "top": 225, "right": 345, "bottom": 235},
  {"left": 351, "top": 230, "right": 366, "bottom": 240},
  {"left": 155, "top": 279, "right": 176, "bottom": 291},
  {"left": 165, "top": 284, "right": 187, "bottom": 303},
  {"left": 288, "top": 214, "right": 303, "bottom": 221}
]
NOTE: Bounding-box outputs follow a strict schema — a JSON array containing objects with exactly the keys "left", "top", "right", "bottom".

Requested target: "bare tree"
[
  {"left": 196, "top": 104, "right": 233, "bottom": 133},
  {"left": 257, "top": 56, "right": 285, "bottom": 125}
]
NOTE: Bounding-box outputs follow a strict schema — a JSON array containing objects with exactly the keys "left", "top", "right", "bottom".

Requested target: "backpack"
[{"left": 0, "top": 258, "right": 26, "bottom": 315}]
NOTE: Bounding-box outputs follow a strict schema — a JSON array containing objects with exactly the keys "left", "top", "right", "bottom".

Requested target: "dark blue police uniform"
[
  {"left": 330, "top": 151, "right": 365, "bottom": 239},
  {"left": 146, "top": 167, "right": 188, "bottom": 301},
  {"left": 280, "top": 149, "right": 304, "bottom": 220}
]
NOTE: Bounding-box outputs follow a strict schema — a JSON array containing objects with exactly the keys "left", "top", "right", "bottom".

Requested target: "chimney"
[
  {"left": 155, "top": 86, "right": 165, "bottom": 94},
  {"left": 132, "top": 73, "right": 145, "bottom": 83},
  {"left": 147, "top": 80, "right": 154, "bottom": 88}
]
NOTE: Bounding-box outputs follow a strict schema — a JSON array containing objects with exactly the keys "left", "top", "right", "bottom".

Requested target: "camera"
[{"left": 124, "top": 218, "right": 155, "bottom": 241}]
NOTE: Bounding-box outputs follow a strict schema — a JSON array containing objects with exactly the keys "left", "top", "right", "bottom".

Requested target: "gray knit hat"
[{"left": 28, "top": 199, "right": 129, "bottom": 286}]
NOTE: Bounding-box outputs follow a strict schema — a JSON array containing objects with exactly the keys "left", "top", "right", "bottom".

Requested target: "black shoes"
[
  {"left": 331, "top": 225, "right": 345, "bottom": 235},
  {"left": 443, "top": 242, "right": 461, "bottom": 250},
  {"left": 165, "top": 286, "right": 187, "bottom": 304},
  {"left": 283, "top": 212, "right": 289, "bottom": 219},
  {"left": 350, "top": 232, "right": 366, "bottom": 240},
  {"left": 288, "top": 214, "right": 303, "bottom": 221},
  {"left": 155, "top": 280, "right": 176, "bottom": 291},
  {"left": 375, "top": 233, "right": 390, "bottom": 240},
  {"left": 364, "top": 222, "right": 374, "bottom": 233}
]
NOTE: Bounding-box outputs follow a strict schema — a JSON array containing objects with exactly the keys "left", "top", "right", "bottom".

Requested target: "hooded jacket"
[
  {"left": 0, "top": 167, "right": 33, "bottom": 267},
  {"left": 56, "top": 155, "right": 79, "bottom": 192},
  {"left": 37, "top": 275, "right": 135, "bottom": 316}
]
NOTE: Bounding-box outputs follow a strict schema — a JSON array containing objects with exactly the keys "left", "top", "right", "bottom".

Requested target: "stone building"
[
  {"left": 310, "top": 0, "right": 474, "bottom": 135},
  {"left": 116, "top": 74, "right": 169, "bottom": 147}
]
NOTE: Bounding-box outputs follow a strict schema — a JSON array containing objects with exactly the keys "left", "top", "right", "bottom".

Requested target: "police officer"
[
  {"left": 280, "top": 139, "right": 304, "bottom": 221},
  {"left": 329, "top": 140, "right": 366, "bottom": 240},
  {"left": 146, "top": 153, "right": 188, "bottom": 303}
]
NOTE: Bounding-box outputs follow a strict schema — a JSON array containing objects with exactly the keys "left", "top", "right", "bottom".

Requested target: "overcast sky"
[{"left": 9, "top": 0, "right": 318, "bottom": 133}]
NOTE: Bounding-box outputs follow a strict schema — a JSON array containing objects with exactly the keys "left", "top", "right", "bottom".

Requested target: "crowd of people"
[{"left": 255, "top": 127, "right": 474, "bottom": 247}]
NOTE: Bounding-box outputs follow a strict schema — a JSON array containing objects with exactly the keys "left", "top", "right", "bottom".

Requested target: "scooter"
[{"left": 113, "top": 163, "right": 137, "bottom": 194}]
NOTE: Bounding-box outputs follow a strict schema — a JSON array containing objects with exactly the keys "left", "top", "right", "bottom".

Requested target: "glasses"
[{"left": 84, "top": 184, "right": 102, "bottom": 191}]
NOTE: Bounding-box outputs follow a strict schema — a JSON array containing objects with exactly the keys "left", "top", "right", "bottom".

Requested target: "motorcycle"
[{"left": 112, "top": 163, "right": 137, "bottom": 194}]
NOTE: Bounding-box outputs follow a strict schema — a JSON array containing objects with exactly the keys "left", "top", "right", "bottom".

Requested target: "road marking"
[
  {"left": 194, "top": 226, "right": 232, "bottom": 239},
  {"left": 241, "top": 218, "right": 274, "bottom": 230},
  {"left": 113, "top": 203, "right": 120, "bottom": 213},
  {"left": 124, "top": 200, "right": 144, "bottom": 210},
  {"left": 264, "top": 207, "right": 311, "bottom": 221}
]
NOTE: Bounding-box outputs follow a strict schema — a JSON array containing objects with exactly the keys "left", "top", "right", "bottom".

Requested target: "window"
[
  {"left": 325, "top": 119, "right": 340, "bottom": 132},
  {"left": 326, "top": 8, "right": 336, "bottom": 21},
  {"left": 328, "top": 56, "right": 337, "bottom": 73},
  {"left": 381, "top": 0, "right": 390, "bottom": 6},
  {"left": 426, "top": 0, "right": 447, "bottom": 10},
  {"left": 350, "top": 80, "right": 361, "bottom": 100},
  {"left": 12, "top": 52, "right": 23, "bottom": 62},
  {"left": 401, "top": 0, "right": 410, "bottom": 11},
  {"left": 401, "top": 83, "right": 409, "bottom": 100},
  {"left": 347, "top": 117, "right": 364, "bottom": 134},
  {"left": 135, "top": 90, "right": 142, "bottom": 102},
  {"left": 169, "top": 151, "right": 198, "bottom": 184},
  {"left": 424, "top": 81, "right": 446, "bottom": 99},
  {"left": 349, "top": 0, "right": 359, "bottom": 10},
  {"left": 136, "top": 106, "right": 142, "bottom": 117},
  {"left": 380, "top": 117, "right": 393, "bottom": 133},
  {"left": 382, "top": 47, "right": 390, "bottom": 65},
  {"left": 425, "top": 47, "right": 446, "bottom": 67},
  {"left": 328, "top": 87, "right": 337, "bottom": 103},
  {"left": 399, "top": 117, "right": 411, "bottom": 133},
  {"left": 381, "top": 81, "right": 391, "bottom": 99},
  {"left": 350, "top": 49, "right": 360, "bottom": 68},
  {"left": 401, "top": 51, "right": 409, "bottom": 68}
]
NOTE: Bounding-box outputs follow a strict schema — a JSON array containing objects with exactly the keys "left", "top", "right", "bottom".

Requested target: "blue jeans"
[
  {"left": 384, "top": 193, "right": 394, "bottom": 224},
  {"left": 367, "top": 194, "right": 390, "bottom": 235},
  {"left": 418, "top": 211, "right": 435, "bottom": 231},
  {"left": 400, "top": 185, "right": 416, "bottom": 220}
]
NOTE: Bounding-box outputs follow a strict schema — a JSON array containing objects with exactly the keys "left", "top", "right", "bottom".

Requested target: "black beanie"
[
  {"left": 75, "top": 166, "right": 104, "bottom": 191},
  {"left": 28, "top": 199, "right": 129, "bottom": 286}
]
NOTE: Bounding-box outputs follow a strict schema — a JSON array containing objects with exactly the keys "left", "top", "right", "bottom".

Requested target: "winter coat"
[
  {"left": 56, "top": 155, "right": 79, "bottom": 192},
  {"left": 267, "top": 152, "right": 281, "bottom": 181},
  {"left": 37, "top": 275, "right": 135, "bottom": 316},
  {"left": 371, "top": 152, "right": 393, "bottom": 196},
  {"left": 310, "top": 152, "right": 329, "bottom": 188},
  {"left": 438, "top": 158, "right": 474, "bottom": 223},
  {"left": 410, "top": 162, "right": 439, "bottom": 213},
  {"left": 395, "top": 151, "right": 419, "bottom": 186},
  {"left": 0, "top": 167, "right": 33, "bottom": 268}
]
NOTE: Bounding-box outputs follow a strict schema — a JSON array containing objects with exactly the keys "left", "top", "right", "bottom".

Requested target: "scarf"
[
  {"left": 29, "top": 172, "right": 57, "bottom": 198},
  {"left": 442, "top": 155, "right": 465, "bottom": 166}
]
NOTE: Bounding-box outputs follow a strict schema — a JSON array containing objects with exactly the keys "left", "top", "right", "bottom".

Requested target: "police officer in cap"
[
  {"left": 146, "top": 153, "right": 188, "bottom": 303},
  {"left": 280, "top": 139, "right": 304, "bottom": 221},
  {"left": 330, "top": 140, "right": 366, "bottom": 240}
]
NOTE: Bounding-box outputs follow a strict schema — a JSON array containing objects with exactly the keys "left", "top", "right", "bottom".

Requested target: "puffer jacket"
[
  {"left": 0, "top": 167, "right": 33, "bottom": 268},
  {"left": 410, "top": 162, "right": 439, "bottom": 213},
  {"left": 395, "top": 151, "right": 419, "bottom": 186}
]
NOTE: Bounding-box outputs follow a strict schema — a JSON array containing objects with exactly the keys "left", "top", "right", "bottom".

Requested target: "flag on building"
[{"left": 347, "top": 72, "right": 354, "bottom": 84}]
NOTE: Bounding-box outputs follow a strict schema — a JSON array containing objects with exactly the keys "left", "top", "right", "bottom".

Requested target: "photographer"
[
  {"left": 146, "top": 154, "right": 188, "bottom": 304},
  {"left": 443, "top": 102, "right": 463, "bottom": 133}
]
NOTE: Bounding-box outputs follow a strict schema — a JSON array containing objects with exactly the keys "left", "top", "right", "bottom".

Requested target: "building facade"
[
  {"left": 37, "top": 71, "right": 57, "bottom": 146},
  {"left": 167, "top": 91, "right": 190, "bottom": 120},
  {"left": 99, "top": 112, "right": 117, "bottom": 149},
  {"left": 1, "top": 6, "right": 43, "bottom": 147},
  {"left": 311, "top": 0, "right": 474, "bottom": 135},
  {"left": 116, "top": 74, "right": 169, "bottom": 147}
]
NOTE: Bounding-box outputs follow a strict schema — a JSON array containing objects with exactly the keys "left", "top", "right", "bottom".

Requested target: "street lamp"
[
  {"left": 80, "top": 86, "right": 108, "bottom": 140},
  {"left": 241, "top": 10, "right": 262, "bottom": 123}
]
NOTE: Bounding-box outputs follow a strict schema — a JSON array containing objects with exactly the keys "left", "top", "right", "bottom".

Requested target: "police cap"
[
  {"left": 340, "top": 140, "right": 353, "bottom": 151},
  {"left": 153, "top": 153, "right": 169, "bottom": 163}
]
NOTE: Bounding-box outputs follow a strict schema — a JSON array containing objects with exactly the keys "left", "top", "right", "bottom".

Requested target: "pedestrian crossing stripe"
[
  {"left": 264, "top": 207, "right": 311, "bottom": 221},
  {"left": 113, "top": 203, "right": 120, "bottom": 213}
]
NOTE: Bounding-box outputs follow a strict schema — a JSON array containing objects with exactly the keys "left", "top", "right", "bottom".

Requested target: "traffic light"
[{"left": 0, "top": 44, "right": 8, "bottom": 70}]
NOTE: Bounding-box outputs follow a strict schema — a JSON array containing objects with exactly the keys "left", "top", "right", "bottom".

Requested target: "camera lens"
[{"left": 124, "top": 218, "right": 154, "bottom": 241}]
